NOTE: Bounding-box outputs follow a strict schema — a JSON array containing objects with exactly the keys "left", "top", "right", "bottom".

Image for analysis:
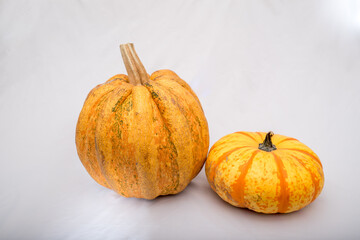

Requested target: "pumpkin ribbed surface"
[
  {"left": 205, "top": 132, "right": 324, "bottom": 213},
  {"left": 76, "top": 44, "right": 209, "bottom": 199}
]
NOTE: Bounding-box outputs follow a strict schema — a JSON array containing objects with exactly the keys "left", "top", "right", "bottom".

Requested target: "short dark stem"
[{"left": 259, "top": 131, "right": 277, "bottom": 152}]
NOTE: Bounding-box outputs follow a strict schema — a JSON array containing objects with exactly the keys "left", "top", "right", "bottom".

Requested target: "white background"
[{"left": 1, "top": 0, "right": 360, "bottom": 239}]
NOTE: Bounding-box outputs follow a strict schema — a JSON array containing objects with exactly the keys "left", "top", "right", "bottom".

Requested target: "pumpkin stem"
[
  {"left": 259, "top": 131, "right": 277, "bottom": 152},
  {"left": 120, "top": 43, "right": 149, "bottom": 85}
]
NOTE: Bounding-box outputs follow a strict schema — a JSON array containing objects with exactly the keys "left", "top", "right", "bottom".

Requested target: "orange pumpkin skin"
[
  {"left": 76, "top": 44, "right": 209, "bottom": 199},
  {"left": 205, "top": 132, "right": 324, "bottom": 213}
]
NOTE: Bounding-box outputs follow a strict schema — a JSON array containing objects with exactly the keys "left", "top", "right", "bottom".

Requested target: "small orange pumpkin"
[
  {"left": 76, "top": 43, "right": 209, "bottom": 199},
  {"left": 205, "top": 131, "right": 324, "bottom": 213}
]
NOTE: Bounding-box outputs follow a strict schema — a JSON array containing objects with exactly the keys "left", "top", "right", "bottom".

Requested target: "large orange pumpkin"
[
  {"left": 76, "top": 43, "right": 209, "bottom": 199},
  {"left": 205, "top": 131, "right": 324, "bottom": 213}
]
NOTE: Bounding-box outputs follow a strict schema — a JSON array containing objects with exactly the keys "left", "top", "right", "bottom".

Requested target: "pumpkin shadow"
[
  {"left": 105, "top": 179, "right": 200, "bottom": 205},
  {"left": 148, "top": 180, "right": 200, "bottom": 203},
  {"left": 105, "top": 171, "right": 316, "bottom": 221}
]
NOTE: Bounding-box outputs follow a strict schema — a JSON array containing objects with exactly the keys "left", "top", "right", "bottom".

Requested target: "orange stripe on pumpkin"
[
  {"left": 291, "top": 155, "right": 320, "bottom": 202},
  {"left": 276, "top": 137, "right": 297, "bottom": 145},
  {"left": 231, "top": 150, "right": 259, "bottom": 207},
  {"left": 282, "top": 148, "right": 322, "bottom": 167},
  {"left": 256, "top": 132, "right": 263, "bottom": 139},
  {"left": 273, "top": 152, "right": 290, "bottom": 213},
  {"left": 209, "top": 141, "right": 220, "bottom": 153},
  {"left": 236, "top": 132, "right": 258, "bottom": 142},
  {"left": 208, "top": 146, "right": 250, "bottom": 190}
]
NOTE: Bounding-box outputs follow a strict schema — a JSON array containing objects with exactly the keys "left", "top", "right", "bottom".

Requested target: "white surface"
[{"left": 1, "top": 0, "right": 360, "bottom": 239}]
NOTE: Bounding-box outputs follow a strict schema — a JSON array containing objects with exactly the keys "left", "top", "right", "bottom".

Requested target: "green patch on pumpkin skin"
[
  {"left": 114, "top": 111, "right": 121, "bottom": 121},
  {"left": 112, "top": 122, "right": 121, "bottom": 139},
  {"left": 195, "top": 116, "right": 201, "bottom": 127},
  {"left": 118, "top": 130, "right": 122, "bottom": 139},
  {"left": 112, "top": 89, "right": 131, "bottom": 112},
  {"left": 110, "top": 126, "right": 121, "bottom": 139},
  {"left": 112, "top": 96, "right": 125, "bottom": 112},
  {"left": 151, "top": 91, "right": 159, "bottom": 99},
  {"left": 142, "top": 83, "right": 181, "bottom": 193},
  {"left": 124, "top": 99, "right": 133, "bottom": 111}
]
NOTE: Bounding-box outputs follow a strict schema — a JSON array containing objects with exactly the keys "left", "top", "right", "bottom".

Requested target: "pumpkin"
[
  {"left": 205, "top": 131, "right": 324, "bottom": 213},
  {"left": 76, "top": 43, "right": 209, "bottom": 199}
]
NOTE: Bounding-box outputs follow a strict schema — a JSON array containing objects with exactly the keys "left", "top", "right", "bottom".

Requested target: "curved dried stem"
[{"left": 120, "top": 43, "right": 148, "bottom": 85}]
